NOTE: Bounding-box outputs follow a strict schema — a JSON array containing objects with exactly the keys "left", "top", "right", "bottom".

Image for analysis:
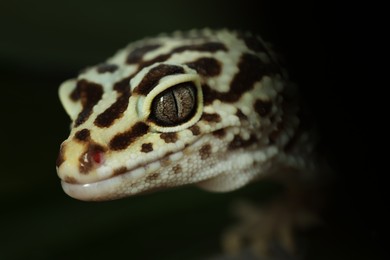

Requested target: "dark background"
[{"left": 0, "top": 0, "right": 384, "bottom": 259}]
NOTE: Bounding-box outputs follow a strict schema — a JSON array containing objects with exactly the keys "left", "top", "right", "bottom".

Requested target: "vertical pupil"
[
  {"left": 174, "top": 86, "right": 194, "bottom": 118},
  {"left": 157, "top": 92, "right": 177, "bottom": 122},
  {"left": 151, "top": 82, "right": 196, "bottom": 126}
]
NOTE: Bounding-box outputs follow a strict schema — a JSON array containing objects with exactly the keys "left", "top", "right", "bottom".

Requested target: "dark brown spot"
[
  {"left": 56, "top": 144, "right": 66, "bottom": 167},
  {"left": 238, "top": 31, "right": 283, "bottom": 65},
  {"left": 139, "top": 53, "right": 172, "bottom": 69},
  {"left": 70, "top": 79, "right": 103, "bottom": 105},
  {"left": 70, "top": 86, "right": 80, "bottom": 101},
  {"left": 240, "top": 34, "right": 267, "bottom": 53},
  {"left": 236, "top": 109, "right": 248, "bottom": 120},
  {"left": 64, "top": 176, "right": 78, "bottom": 184},
  {"left": 74, "top": 108, "right": 92, "bottom": 127},
  {"left": 113, "top": 76, "right": 131, "bottom": 93},
  {"left": 141, "top": 143, "right": 153, "bottom": 153},
  {"left": 109, "top": 122, "right": 149, "bottom": 151},
  {"left": 202, "top": 53, "right": 279, "bottom": 104},
  {"left": 254, "top": 99, "right": 273, "bottom": 117},
  {"left": 79, "top": 144, "right": 106, "bottom": 174},
  {"left": 74, "top": 129, "right": 90, "bottom": 142},
  {"left": 115, "top": 41, "right": 228, "bottom": 96},
  {"left": 201, "top": 112, "right": 221, "bottom": 123},
  {"left": 126, "top": 44, "right": 162, "bottom": 64},
  {"left": 94, "top": 91, "right": 131, "bottom": 127},
  {"left": 173, "top": 42, "right": 228, "bottom": 53},
  {"left": 199, "top": 144, "right": 212, "bottom": 160},
  {"left": 212, "top": 129, "right": 226, "bottom": 138},
  {"left": 186, "top": 57, "right": 222, "bottom": 77},
  {"left": 173, "top": 164, "right": 182, "bottom": 174},
  {"left": 146, "top": 172, "right": 160, "bottom": 181},
  {"left": 160, "top": 132, "right": 178, "bottom": 143},
  {"left": 228, "top": 134, "right": 257, "bottom": 150},
  {"left": 113, "top": 167, "right": 128, "bottom": 176},
  {"left": 97, "top": 63, "right": 118, "bottom": 73},
  {"left": 134, "top": 64, "right": 185, "bottom": 95},
  {"left": 189, "top": 125, "right": 201, "bottom": 136},
  {"left": 131, "top": 42, "right": 227, "bottom": 71},
  {"left": 73, "top": 80, "right": 104, "bottom": 127},
  {"left": 229, "top": 54, "right": 278, "bottom": 101}
]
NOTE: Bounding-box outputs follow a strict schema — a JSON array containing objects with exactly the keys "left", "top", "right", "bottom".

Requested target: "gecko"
[
  {"left": 56, "top": 28, "right": 322, "bottom": 255},
  {"left": 56, "top": 29, "right": 318, "bottom": 255},
  {"left": 56, "top": 28, "right": 319, "bottom": 200}
]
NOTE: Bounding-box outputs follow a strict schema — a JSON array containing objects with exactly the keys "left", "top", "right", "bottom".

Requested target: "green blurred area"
[{"left": 0, "top": 0, "right": 383, "bottom": 259}]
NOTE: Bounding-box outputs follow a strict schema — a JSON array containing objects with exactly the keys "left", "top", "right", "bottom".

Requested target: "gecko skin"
[{"left": 56, "top": 29, "right": 316, "bottom": 201}]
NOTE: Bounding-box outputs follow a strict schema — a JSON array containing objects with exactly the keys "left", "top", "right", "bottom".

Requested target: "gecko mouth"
[{"left": 61, "top": 138, "right": 204, "bottom": 201}]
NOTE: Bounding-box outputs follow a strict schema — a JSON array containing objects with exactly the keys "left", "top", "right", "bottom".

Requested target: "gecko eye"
[{"left": 149, "top": 82, "right": 197, "bottom": 126}]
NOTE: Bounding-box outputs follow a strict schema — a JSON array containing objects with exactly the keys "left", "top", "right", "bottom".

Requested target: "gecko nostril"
[
  {"left": 79, "top": 144, "right": 106, "bottom": 173},
  {"left": 91, "top": 150, "right": 104, "bottom": 164}
]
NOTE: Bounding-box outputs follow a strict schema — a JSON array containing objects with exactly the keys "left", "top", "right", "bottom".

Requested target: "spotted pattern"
[
  {"left": 126, "top": 44, "right": 162, "bottom": 64},
  {"left": 74, "top": 129, "right": 90, "bottom": 142},
  {"left": 109, "top": 122, "right": 149, "bottom": 150},
  {"left": 201, "top": 53, "right": 278, "bottom": 104},
  {"left": 160, "top": 132, "right": 178, "bottom": 143},
  {"left": 57, "top": 29, "right": 308, "bottom": 202},
  {"left": 72, "top": 80, "right": 104, "bottom": 127},
  {"left": 189, "top": 125, "right": 201, "bottom": 136},
  {"left": 212, "top": 129, "right": 226, "bottom": 138},
  {"left": 236, "top": 109, "right": 248, "bottom": 120},
  {"left": 141, "top": 143, "right": 153, "bottom": 153},
  {"left": 94, "top": 92, "right": 131, "bottom": 127},
  {"left": 113, "top": 77, "right": 132, "bottom": 93},
  {"left": 228, "top": 134, "right": 257, "bottom": 150},
  {"left": 186, "top": 57, "right": 222, "bottom": 77},
  {"left": 199, "top": 144, "right": 212, "bottom": 160},
  {"left": 201, "top": 112, "right": 221, "bottom": 123},
  {"left": 134, "top": 64, "right": 185, "bottom": 95}
]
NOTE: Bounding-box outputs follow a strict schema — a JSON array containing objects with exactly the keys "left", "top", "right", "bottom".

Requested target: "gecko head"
[
  {"left": 56, "top": 30, "right": 290, "bottom": 201},
  {"left": 56, "top": 62, "right": 218, "bottom": 201}
]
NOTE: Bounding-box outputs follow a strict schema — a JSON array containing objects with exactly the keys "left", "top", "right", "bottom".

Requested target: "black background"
[{"left": 0, "top": 0, "right": 384, "bottom": 259}]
